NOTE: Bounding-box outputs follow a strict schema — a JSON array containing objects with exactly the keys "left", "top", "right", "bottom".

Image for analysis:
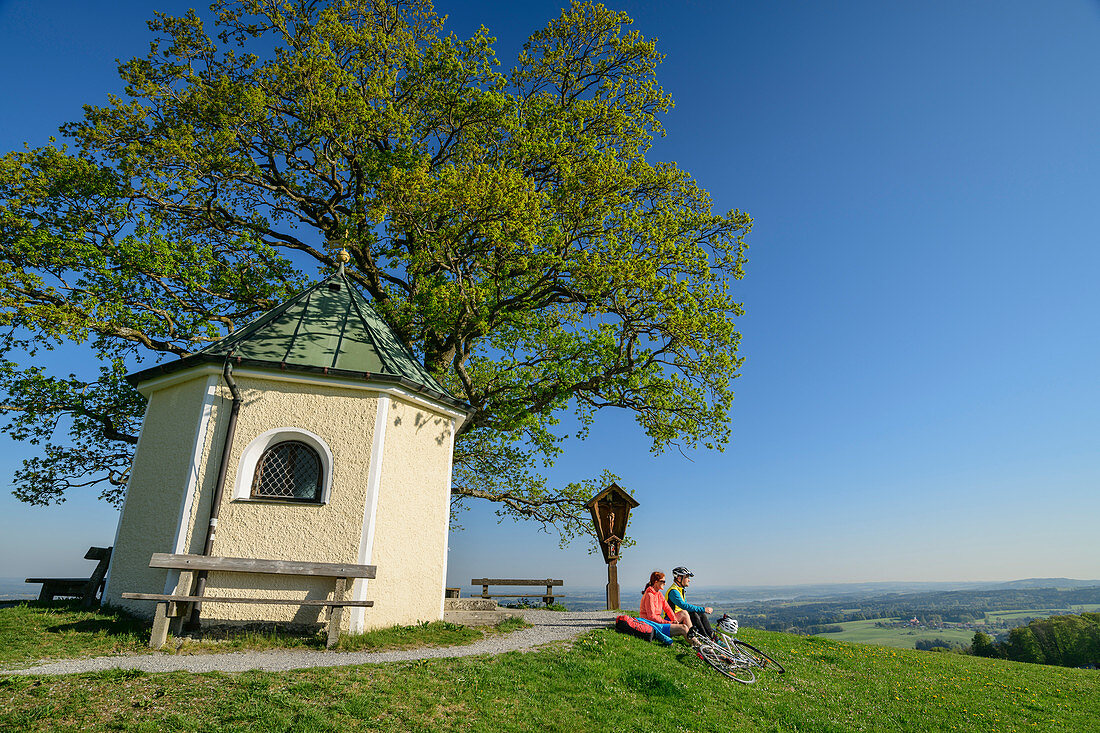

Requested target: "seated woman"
[{"left": 638, "top": 571, "right": 691, "bottom": 644}]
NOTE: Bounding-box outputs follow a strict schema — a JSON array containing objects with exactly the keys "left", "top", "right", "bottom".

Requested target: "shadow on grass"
[
  {"left": 0, "top": 600, "right": 150, "bottom": 638},
  {"left": 45, "top": 617, "right": 147, "bottom": 636},
  {"left": 0, "top": 600, "right": 36, "bottom": 610},
  {"left": 621, "top": 667, "right": 687, "bottom": 697}
]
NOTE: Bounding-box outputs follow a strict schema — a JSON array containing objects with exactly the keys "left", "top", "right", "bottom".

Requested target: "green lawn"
[
  {"left": 2, "top": 625, "right": 1097, "bottom": 731},
  {"left": 0, "top": 602, "right": 150, "bottom": 667},
  {"left": 0, "top": 602, "right": 525, "bottom": 669}
]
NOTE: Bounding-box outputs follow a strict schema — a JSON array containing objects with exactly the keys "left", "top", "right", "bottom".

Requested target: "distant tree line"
[
  {"left": 805, "top": 624, "right": 844, "bottom": 635},
  {"left": 720, "top": 587, "right": 1100, "bottom": 634},
  {"left": 915, "top": 639, "right": 965, "bottom": 652},
  {"left": 969, "top": 613, "right": 1100, "bottom": 668}
]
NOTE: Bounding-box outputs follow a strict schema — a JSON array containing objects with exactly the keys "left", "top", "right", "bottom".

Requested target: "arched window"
[
  {"left": 251, "top": 441, "right": 323, "bottom": 502},
  {"left": 250, "top": 440, "right": 323, "bottom": 502},
  {"left": 233, "top": 427, "right": 333, "bottom": 504}
]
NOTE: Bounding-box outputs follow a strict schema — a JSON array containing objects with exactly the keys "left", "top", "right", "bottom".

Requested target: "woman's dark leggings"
[{"left": 688, "top": 610, "right": 713, "bottom": 638}]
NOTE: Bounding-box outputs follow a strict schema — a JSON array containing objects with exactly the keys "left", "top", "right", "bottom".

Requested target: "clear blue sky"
[{"left": 1, "top": 0, "right": 1098, "bottom": 590}]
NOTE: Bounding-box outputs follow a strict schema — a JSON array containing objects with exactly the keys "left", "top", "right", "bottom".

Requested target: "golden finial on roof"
[{"left": 336, "top": 229, "right": 351, "bottom": 273}]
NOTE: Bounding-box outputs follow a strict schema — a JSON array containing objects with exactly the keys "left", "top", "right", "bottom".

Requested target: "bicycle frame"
[
  {"left": 715, "top": 630, "right": 739, "bottom": 654},
  {"left": 692, "top": 632, "right": 757, "bottom": 683}
]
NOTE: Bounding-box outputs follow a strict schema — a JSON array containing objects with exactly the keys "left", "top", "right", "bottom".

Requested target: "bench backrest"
[
  {"left": 471, "top": 578, "right": 564, "bottom": 586},
  {"left": 150, "top": 553, "right": 376, "bottom": 579},
  {"left": 85, "top": 546, "right": 112, "bottom": 561}
]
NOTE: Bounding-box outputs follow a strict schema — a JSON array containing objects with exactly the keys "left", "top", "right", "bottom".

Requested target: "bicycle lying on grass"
[{"left": 692, "top": 615, "right": 786, "bottom": 684}]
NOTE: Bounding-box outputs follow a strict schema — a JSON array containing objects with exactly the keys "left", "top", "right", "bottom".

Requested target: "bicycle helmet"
[
  {"left": 717, "top": 616, "right": 739, "bottom": 635},
  {"left": 672, "top": 566, "right": 694, "bottom": 578}
]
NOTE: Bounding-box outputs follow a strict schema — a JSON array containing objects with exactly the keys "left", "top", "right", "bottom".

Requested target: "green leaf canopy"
[{"left": 0, "top": 0, "right": 751, "bottom": 542}]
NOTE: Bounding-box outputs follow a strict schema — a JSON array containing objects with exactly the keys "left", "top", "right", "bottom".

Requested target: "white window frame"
[{"left": 233, "top": 427, "right": 334, "bottom": 504}]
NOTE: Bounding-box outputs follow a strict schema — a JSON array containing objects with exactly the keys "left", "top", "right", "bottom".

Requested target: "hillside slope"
[{"left": 1, "top": 627, "right": 1096, "bottom": 731}]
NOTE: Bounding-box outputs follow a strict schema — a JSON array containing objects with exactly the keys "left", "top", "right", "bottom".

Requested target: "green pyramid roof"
[{"left": 127, "top": 270, "right": 466, "bottom": 412}]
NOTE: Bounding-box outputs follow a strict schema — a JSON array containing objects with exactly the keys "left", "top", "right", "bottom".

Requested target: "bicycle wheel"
[
  {"left": 696, "top": 642, "right": 756, "bottom": 684},
  {"left": 730, "top": 639, "right": 786, "bottom": 675}
]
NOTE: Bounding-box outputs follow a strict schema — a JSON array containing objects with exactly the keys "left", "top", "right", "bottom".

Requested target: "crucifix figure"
[{"left": 585, "top": 482, "right": 638, "bottom": 610}]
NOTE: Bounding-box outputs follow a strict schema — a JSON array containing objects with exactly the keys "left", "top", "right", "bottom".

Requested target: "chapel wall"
[
  {"left": 194, "top": 376, "right": 379, "bottom": 627},
  {"left": 104, "top": 374, "right": 219, "bottom": 617}
]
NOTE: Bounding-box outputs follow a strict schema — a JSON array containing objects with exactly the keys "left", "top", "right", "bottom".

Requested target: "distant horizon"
[{"left": 7, "top": 574, "right": 1100, "bottom": 600}]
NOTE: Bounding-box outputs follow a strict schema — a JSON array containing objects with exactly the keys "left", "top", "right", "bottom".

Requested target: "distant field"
[
  {"left": 985, "top": 609, "right": 1067, "bottom": 622},
  {"left": 822, "top": 619, "right": 979, "bottom": 649},
  {"left": 823, "top": 606, "right": 1100, "bottom": 650}
]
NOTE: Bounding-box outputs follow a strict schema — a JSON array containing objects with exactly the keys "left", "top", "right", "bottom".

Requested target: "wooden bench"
[
  {"left": 122, "top": 553, "right": 376, "bottom": 649},
  {"left": 471, "top": 578, "right": 565, "bottom": 605},
  {"left": 26, "top": 546, "right": 113, "bottom": 607}
]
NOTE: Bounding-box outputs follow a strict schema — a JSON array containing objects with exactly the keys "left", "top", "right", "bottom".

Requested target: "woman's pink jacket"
[{"left": 639, "top": 586, "right": 678, "bottom": 624}]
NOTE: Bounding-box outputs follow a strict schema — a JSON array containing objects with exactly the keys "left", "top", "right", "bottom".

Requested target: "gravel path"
[{"left": 2, "top": 610, "right": 616, "bottom": 676}]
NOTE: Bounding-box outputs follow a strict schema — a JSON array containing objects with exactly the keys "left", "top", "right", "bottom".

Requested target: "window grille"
[{"left": 250, "top": 440, "right": 323, "bottom": 502}]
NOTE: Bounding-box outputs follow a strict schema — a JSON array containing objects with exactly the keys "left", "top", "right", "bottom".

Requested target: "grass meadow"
[
  {"left": 1, "top": 602, "right": 1098, "bottom": 731},
  {"left": 0, "top": 602, "right": 524, "bottom": 669}
]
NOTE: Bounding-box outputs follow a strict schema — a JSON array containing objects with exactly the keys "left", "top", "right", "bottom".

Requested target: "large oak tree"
[{"left": 0, "top": 0, "right": 750, "bottom": 542}]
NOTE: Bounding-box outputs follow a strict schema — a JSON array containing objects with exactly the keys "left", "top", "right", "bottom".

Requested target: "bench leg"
[
  {"left": 150, "top": 602, "right": 171, "bottom": 649},
  {"left": 79, "top": 581, "right": 101, "bottom": 608},
  {"left": 167, "top": 602, "right": 192, "bottom": 637},
  {"left": 326, "top": 578, "right": 347, "bottom": 650},
  {"left": 81, "top": 552, "right": 112, "bottom": 608},
  {"left": 167, "top": 571, "right": 194, "bottom": 636}
]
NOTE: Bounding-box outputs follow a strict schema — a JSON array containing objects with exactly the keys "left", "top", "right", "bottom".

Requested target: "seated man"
[
  {"left": 638, "top": 571, "right": 691, "bottom": 644},
  {"left": 667, "top": 566, "right": 715, "bottom": 640}
]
